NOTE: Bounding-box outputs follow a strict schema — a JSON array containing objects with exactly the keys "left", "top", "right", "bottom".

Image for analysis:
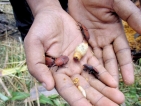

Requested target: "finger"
[
  {"left": 53, "top": 73, "right": 92, "bottom": 106},
  {"left": 24, "top": 37, "right": 55, "bottom": 90},
  {"left": 93, "top": 47, "right": 104, "bottom": 66},
  {"left": 72, "top": 74, "right": 120, "bottom": 106},
  {"left": 113, "top": 0, "right": 141, "bottom": 34},
  {"left": 82, "top": 50, "right": 118, "bottom": 88},
  {"left": 82, "top": 71, "right": 125, "bottom": 104},
  {"left": 113, "top": 34, "right": 134, "bottom": 85},
  {"left": 103, "top": 45, "right": 119, "bottom": 82}
]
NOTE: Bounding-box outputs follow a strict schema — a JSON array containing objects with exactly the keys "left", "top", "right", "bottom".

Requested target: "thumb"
[
  {"left": 113, "top": 0, "right": 141, "bottom": 34},
  {"left": 24, "top": 35, "right": 55, "bottom": 90}
]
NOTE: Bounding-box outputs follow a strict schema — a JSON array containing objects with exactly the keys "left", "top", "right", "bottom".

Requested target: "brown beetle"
[
  {"left": 55, "top": 55, "right": 69, "bottom": 67},
  {"left": 54, "top": 55, "right": 69, "bottom": 71},
  {"left": 78, "top": 23, "right": 90, "bottom": 41},
  {"left": 45, "top": 56, "right": 55, "bottom": 67},
  {"left": 45, "top": 55, "right": 69, "bottom": 71},
  {"left": 83, "top": 64, "right": 99, "bottom": 79}
]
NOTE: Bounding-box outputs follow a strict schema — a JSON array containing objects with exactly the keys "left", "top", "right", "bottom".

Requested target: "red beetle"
[
  {"left": 55, "top": 55, "right": 69, "bottom": 67},
  {"left": 78, "top": 23, "right": 90, "bottom": 41},
  {"left": 45, "top": 56, "right": 54, "bottom": 67},
  {"left": 45, "top": 55, "right": 69, "bottom": 71}
]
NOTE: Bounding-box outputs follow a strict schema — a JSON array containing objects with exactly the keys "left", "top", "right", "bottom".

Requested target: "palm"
[{"left": 68, "top": 0, "right": 137, "bottom": 84}]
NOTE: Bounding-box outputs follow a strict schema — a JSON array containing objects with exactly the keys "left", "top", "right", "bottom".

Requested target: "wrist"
[{"left": 26, "top": 0, "right": 62, "bottom": 16}]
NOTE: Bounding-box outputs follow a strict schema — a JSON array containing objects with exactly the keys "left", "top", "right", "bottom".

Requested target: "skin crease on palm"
[
  {"left": 68, "top": 0, "right": 141, "bottom": 85},
  {"left": 23, "top": 0, "right": 141, "bottom": 106}
]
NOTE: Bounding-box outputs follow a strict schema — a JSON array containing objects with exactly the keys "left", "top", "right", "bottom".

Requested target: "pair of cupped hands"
[{"left": 24, "top": 0, "right": 141, "bottom": 106}]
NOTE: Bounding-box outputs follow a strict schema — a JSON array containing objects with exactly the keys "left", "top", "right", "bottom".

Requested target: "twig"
[
  {"left": 12, "top": 74, "right": 32, "bottom": 106},
  {"left": 25, "top": 100, "right": 27, "bottom": 106},
  {"left": 12, "top": 101, "right": 15, "bottom": 106},
  {"left": 34, "top": 78, "right": 40, "bottom": 106},
  {"left": 5, "top": 76, "right": 20, "bottom": 91},
  {"left": 0, "top": 78, "right": 12, "bottom": 97},
  {"left": 2, "top": 30, "right": 8, "bottom": 69},
  {"left": 31, "top": 101, "right": 35, "bottom": 106}
]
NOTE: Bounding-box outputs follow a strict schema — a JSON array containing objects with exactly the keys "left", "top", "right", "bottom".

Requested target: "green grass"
[{"left": 119, "top": 63, "right": 141, "bottom": 106}]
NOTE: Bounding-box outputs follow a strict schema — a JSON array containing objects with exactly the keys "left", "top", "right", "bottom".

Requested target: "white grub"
[
  {"left": 78, "top": 86, "right": 86, "bottom": 97},
  {"left": 73, "top": 42, "right": 88, "bottom": 61}
]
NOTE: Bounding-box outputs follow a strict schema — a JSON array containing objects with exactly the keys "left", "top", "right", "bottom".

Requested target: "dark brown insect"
[
  {"left": 78, "top": 23, "right": 90, "bottom": 41},
  {"left": 83, "top": 64, "right": 99, "bottom": 79}
]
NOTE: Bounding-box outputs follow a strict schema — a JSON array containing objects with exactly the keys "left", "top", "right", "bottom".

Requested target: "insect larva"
[
  {"left": 73, "top": 42, "right": 88, "bottom": 61},
  {"left": 78, "top": 86, "right": 86, "bottom": 97}
]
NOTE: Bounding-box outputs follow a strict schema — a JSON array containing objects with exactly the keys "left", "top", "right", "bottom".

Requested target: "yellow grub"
[
  {"left": 78, "top": 86, "right": 86, "bottom": 97},
  {"left": 73, "top": 42, "right": 88, "bottom": 61}
]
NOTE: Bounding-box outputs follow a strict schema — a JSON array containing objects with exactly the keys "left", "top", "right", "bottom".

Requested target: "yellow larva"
[
  {"left": 73, "top": 42, "right": 88, "bottom": 61},
  {"left": 78, "top": 86, "right": 86, "bottom": 97}
]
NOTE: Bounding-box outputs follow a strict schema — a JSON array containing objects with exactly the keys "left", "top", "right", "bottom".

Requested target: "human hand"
[
  {"left": 68, "top": 0, "right": 141, "bottom": 85},
  {"left": 24, "top": 0, "right": 124, "bottom": 105}
]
